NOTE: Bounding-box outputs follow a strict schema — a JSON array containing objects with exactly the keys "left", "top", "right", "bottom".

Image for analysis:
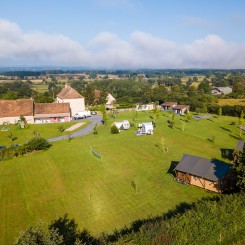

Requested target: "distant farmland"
[{"left": 218, "top": 99, "right": 245, "bottom": 106}]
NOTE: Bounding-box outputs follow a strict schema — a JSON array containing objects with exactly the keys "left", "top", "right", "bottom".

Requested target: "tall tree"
[
  {"left": 239, "top": 110, "right": 244, "bottom": 137},
  {"left": 98, "top": 88, "right": 108, "bottom": 105},
  {"left": 83, "top": 84, "right": 95, "bottom": 106},
  {"left": 234, "top": 143, "right": 245, "bottom": 191},
  {"left": 14, "top": 222, "right": 63, "bottom": 245},
  {"left": 218, "top": 107, "right": 222, "bottom": 124}
]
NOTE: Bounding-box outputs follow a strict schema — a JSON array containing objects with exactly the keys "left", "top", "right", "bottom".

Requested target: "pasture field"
[
  {"left": 0, "top": 111, "right": 244, "bottom": 244},
  {"left": 181, "top": 75, "right": 207, "bottom": 83},
  {"left": 0, "top": 120, "right": 90, "bottom": 147},
  {"left": 32, "top": 83, "right": 49, "bottom": 93},
  {"left": 0, "top": 79, "right": 16, "bottom": 84},
  {"left": 218, "top": 99, "right": 245, "bottom": 106}
]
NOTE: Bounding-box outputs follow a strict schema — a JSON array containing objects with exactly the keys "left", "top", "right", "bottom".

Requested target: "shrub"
[
  {"left": 25, "top": 137, "right": 51, "bottom": 153},
  {"left": 16, "top": 137, "right": 51, "bottom": 156},
  {"left": 58, "top": 125, "right": 65, "bottom": 133},
  {"left": 111, "top": 125, "right": 119, "bottom": 134},
  {"left": 0, "top": 146, "right": 17, "bottom": 161}
]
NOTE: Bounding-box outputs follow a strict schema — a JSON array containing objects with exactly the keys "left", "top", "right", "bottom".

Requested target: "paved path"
[{"left": 47, "top": 115, "right": 102, "bottom": 142}]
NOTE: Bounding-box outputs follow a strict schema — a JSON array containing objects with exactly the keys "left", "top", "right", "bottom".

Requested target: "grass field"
[
  {"left": 0, "top": 120, "right": 90, "bottom": 147},
  {"left": 0, "top": 111, "right": 244, "bottom": 244},
  {"left": 32, "top": 83, "right": 49, "bottom": 93},
  {"left": 218, "top": 99, "right": 245, "bottom": 106}
]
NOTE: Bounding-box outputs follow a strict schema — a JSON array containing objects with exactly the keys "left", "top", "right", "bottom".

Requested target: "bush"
[
  {"left": 111, "top": 125, "right": 119, "bottom": 134},
  {"left": 0, "top": 146, "right": 17, "bottom": 161},
  {"left": 24, "top": 137, "right": 51, "bottom": 153},
  {"left": 0, "top": 137, "right": 52, "bottom": 160}
]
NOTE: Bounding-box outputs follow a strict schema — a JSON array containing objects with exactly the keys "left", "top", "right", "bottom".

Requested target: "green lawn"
[
  {"left": 0, "top": 120, "right": 90, "bottom": 147},
  {"left": 0, "top": 111, "right": 244, "bottom": 244}
]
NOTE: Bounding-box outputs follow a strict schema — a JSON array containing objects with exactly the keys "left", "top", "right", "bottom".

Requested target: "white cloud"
[
  {"left": 0, "top": 19, "right": 245, "bottom": 68},
  {"left": 0, "top": 19, "right": 89, "bottom": 65}
]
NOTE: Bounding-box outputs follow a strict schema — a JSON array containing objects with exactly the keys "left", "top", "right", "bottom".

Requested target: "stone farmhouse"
[
  {"left": 0, "top": 85, "right": 85, "bottom": 124},
  {"left": 57, "top": 85, "right": 85, "bottom": 116}
]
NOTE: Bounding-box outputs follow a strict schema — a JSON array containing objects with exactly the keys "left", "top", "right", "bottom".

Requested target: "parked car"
[
  {"left": 91, "top": 111, "right": 97, "bottom": 115},
  {"left": 73, "top": 110, "right": 91, "bottom": 120}
]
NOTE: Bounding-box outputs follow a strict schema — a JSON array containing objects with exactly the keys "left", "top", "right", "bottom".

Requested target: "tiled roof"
[
  {"left": 173, "top": 105, "right": 189, "bottom": 110},
  {"left": 0, "top": 99, "right": 34, "bottom": 117},
  {"left": 161, "top": 102, "right": 177, "bottom": 106},
  {"left": 34, "top": 103, "right": 70, "bottom": 115},
  {"left": 57, "top": 85, "right": 84, "bottom": 99},
  {"left": 175, "top": 154, "right": 231, "bottom": 181}
]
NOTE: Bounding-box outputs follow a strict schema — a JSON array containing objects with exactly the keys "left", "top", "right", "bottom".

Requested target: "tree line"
[{"left": 0, "top": 72, "right": 245, "bottom": 116}]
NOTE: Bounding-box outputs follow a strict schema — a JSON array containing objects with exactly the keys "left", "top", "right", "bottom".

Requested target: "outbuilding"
[
  {"left": 0, "top": 99, "right": 34, "bottom": 124},
  {"left": 175, "top": 154, "right": 231, "bottom": 193},
  {"left": 172, "top": 105, "right": 189, "bottom": 115},
  {"left": 160, "top": 101, "right": 177, "bottom": 111},
  {"left": 34, "top": 103, "right": 71, "bottom": 123}
]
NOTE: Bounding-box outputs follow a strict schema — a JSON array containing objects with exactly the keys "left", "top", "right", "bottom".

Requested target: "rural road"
[{"left": 47, "top": 115, "right": 102, "bottom": 142}]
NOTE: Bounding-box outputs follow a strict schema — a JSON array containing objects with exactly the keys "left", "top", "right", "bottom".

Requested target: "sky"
[{"left": 0, "top": 0, "right": 245, "bottom": 69}]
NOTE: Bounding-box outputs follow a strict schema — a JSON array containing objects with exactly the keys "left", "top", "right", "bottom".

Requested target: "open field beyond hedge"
[
  {"left": 218, "top": 99, "right": 245, "bottom": 106},
  {"left": 0, "top": 111, "right": 244, "bottom": 244}
]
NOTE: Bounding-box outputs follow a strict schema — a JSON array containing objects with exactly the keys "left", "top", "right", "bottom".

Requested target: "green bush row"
[{"left": 0, "top": 137, "right": 51, "bottom": 161}]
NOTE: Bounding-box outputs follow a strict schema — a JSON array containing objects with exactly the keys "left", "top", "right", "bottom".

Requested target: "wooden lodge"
[{"left": 175, "top": 154, "right": 231, "bottom": 193}]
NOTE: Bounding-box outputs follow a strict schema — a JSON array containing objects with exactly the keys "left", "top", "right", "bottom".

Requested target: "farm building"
[
  {"left": 0, "top": 85, "right": 85, "bottom": 124},
  {"left": 172, "top": 105, "right": 189, "bottom": 115},
  {"left": 175, "top": 154, "right": 231, "bottom": 193},
  {"left": 34, "top": 103, "right": 71, "bottom": 123},
  {"left": 211, "top": 87, "right": 232, "bottom": 95},
  {"left": 0, "top": 99, "right": 34, "bottom": 125},
  {"left": 57, "top": 84, "right": 85, "bottom": 116},
  {"left": 233, "top": 140, "right": 245, "bottom": 163},
  {"left": 160, "top": 101, "right": 177, "bottom": 110}
]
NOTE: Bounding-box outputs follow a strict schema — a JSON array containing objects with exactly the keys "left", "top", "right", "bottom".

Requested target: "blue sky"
[{"left": 0, "top": 0, "right": 245, "bottom": 68}]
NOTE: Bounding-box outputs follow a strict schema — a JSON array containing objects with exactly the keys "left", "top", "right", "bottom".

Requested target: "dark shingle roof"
[{"left": 175, "top": 154, "right": 231, "bottom": 181}]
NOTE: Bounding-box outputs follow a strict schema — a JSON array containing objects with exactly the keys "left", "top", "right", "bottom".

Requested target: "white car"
[{"left": 73, "top": 110, "right": 91, "bottom": 120}]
